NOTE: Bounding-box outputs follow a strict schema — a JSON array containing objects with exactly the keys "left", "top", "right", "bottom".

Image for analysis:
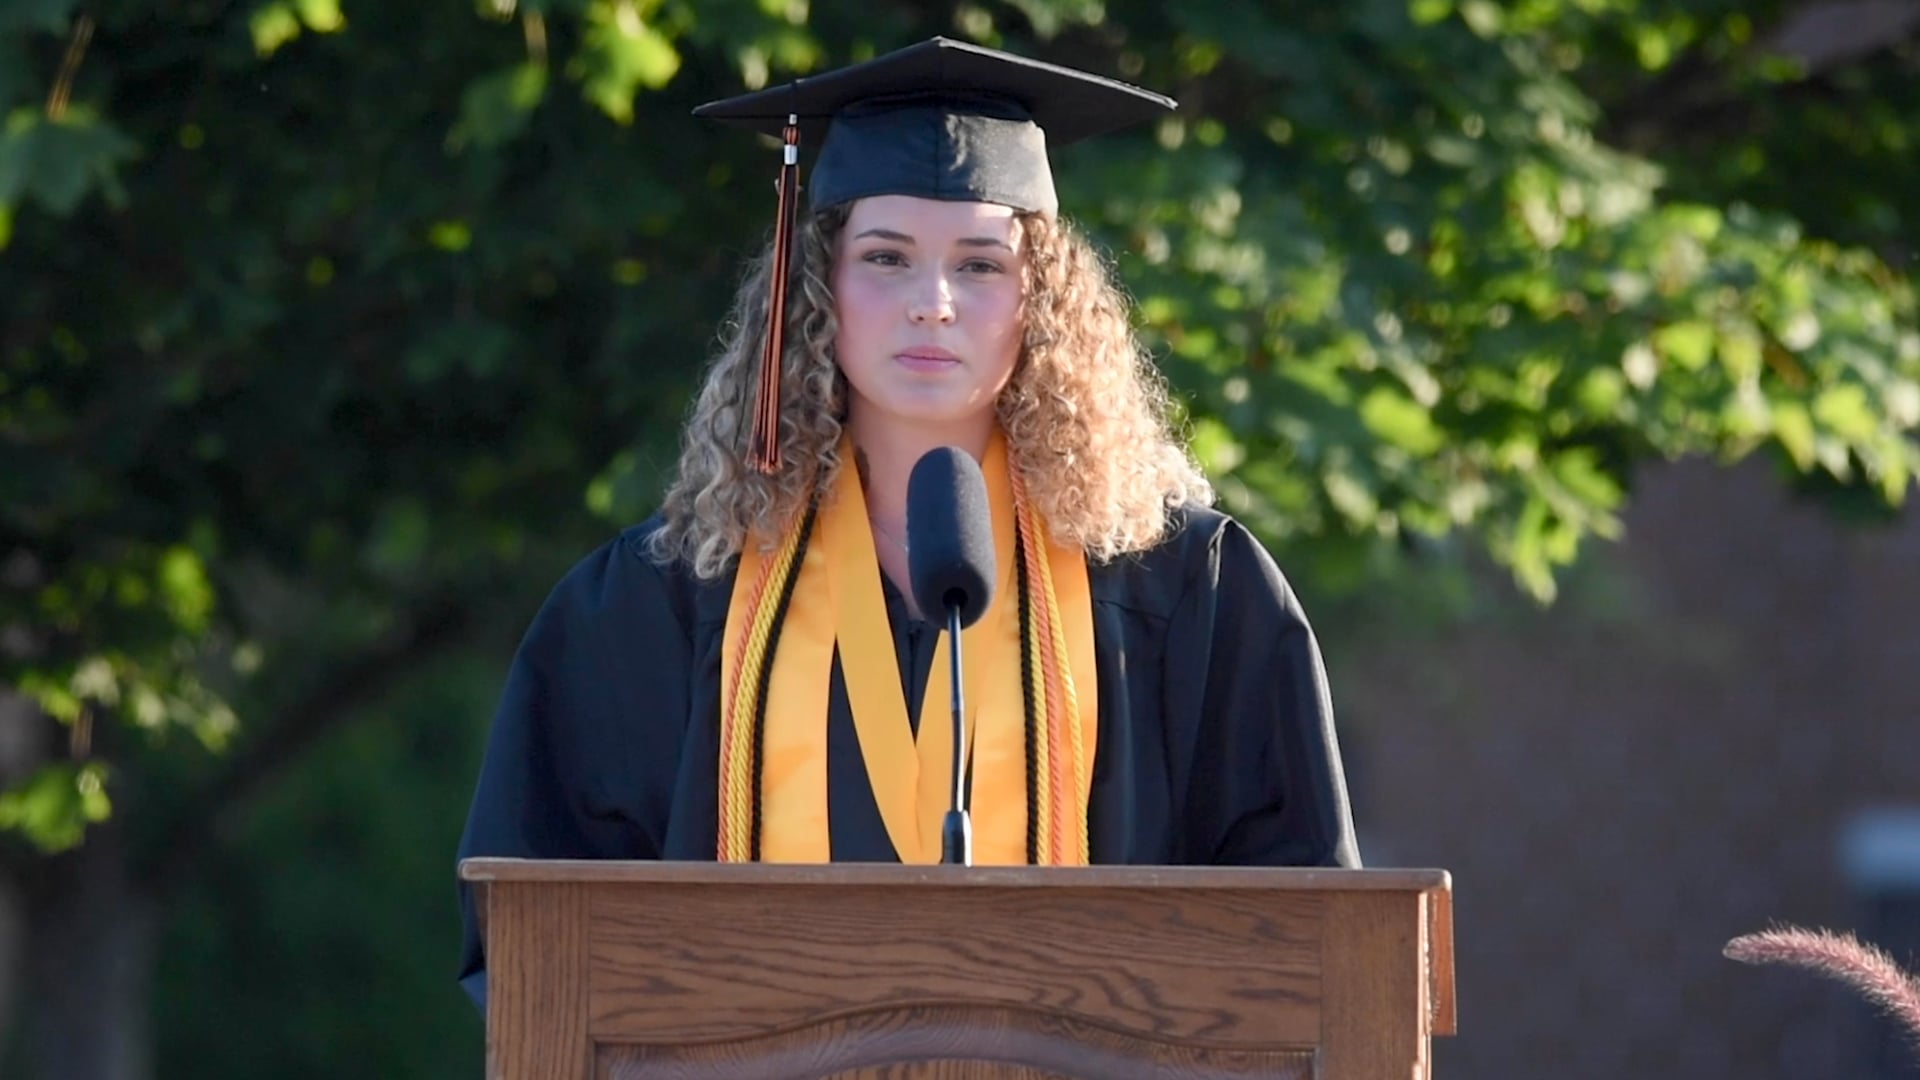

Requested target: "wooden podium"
[{"left": 459, "top": 860, "right": 1455, "bottom": 1079}]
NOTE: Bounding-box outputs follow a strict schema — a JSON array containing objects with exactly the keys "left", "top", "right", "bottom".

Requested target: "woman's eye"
[
  {"left": 861, "top": 250, "right": 905, "bottom": 267},
  {"left": 960, "top": 259, "right": 1004, "bottom": 275}
]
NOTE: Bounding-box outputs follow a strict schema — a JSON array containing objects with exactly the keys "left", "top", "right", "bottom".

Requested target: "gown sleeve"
[
  {"left": 1169, "top": 515, "right": 1362, "bottom": 868},
  {"left": 453, "top": 527, "right": 692, "bottom": 1010}
]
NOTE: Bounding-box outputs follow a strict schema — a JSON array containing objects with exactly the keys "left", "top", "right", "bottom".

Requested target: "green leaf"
[
  {"left": 1718, "top": 326, "right": 1763, "bottom": 381},
  {"left": 0, "top": 762, "right": 111, "bottom": 852},
  {"left": 158, "top": 547, "right": 216, "bottom": 633},
  {"left": 1323, "top": 464, "right": 1381, "bottom": 525},
  {"left": 1812, "top": 383, "right": 1878, "bottom": 442},
  {"left": 0, "top": 109, "right": 140, "bottom": 215},
  {"left": 755, "top": 0, "right": 811, "bottom": 22},
  {"left": 1549, "top": 449, "right": 1624, "bottom": 519},
  {"left": 1188, "top": 416, "right": 1248, "bottom": 476},
  {"left": 294, "top": 0, "right": 346, "bottom": 32},
  {"left": 1654, "top": 319, "right": 1714, "bottom": 371},
  {"left": 246, "top": 0, "right": 345, "bottom": 47},
  {"left": 1664, "top": 204, "right": 1723, "bottom": 241},
  {"left": 1771, "top": 400, "right": 1817, "bottom": 469},
  {"left": 1875, "top": 435, "right": 1913, "bottom": 504},
  {"left": 1507, "top": 496, "right": 1559, "bottom": 604},
  {"left": 1409, "top": 0, "right": 1454, "bottom": 26},
  {"left": 250, "top": 3, "right": 303, "bottom": 56},
  {"left": 1000, "top": 0, "right": 1106, "bottom": 36},
  {"left": 1458, "top": 0, "right": 1502, "bottom": 37},
  {"left": 1632, "top": 22, "right": 1675, "bottom": 70},
  {"left": 572, "top": 0, "right": 682, "bottom": 124},
  {"left": 449, "top": 63, "right": 549, "bottom": 151},
  {"left": 1575, "top": 367, "right": 1627, "bottom": 418},
  {"left": 1359, "top": 386, "right": 1445, "bottom": 454},
  {"left": 1885, "top": 379, "right": 1920, "bottom": 428},
  {"left": 428, "top": 220, "right": 472, "bottom": 252}
]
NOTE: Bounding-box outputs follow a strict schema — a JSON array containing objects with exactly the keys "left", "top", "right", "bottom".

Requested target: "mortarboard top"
[{"left": 693, "top": 37, "right": 1177, "bottom": 217}]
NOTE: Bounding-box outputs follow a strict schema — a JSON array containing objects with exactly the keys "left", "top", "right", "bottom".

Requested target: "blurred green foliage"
[
  {"left": 0, "top": 0, "right": 1916, "bottom": 1074},
  {"left": 151, "top": 653, "right": 490, "bottom": 1076}
]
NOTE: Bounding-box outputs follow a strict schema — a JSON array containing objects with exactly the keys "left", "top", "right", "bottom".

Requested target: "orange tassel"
[{"left": 748, "top": 117, "right": 801, "bottom": 475}]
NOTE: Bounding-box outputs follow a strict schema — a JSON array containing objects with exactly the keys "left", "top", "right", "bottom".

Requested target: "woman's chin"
[{"left": 853, "top": 392, "right": 995, "bottom": 430}]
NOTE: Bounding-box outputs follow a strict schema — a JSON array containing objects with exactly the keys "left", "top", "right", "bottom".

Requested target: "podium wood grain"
[
  {"left": 487, "top": 880, "right": 589, "bottom": 1078},
  {"left": 462, "top": 862, "right": 1453, "bottom": 1080}
]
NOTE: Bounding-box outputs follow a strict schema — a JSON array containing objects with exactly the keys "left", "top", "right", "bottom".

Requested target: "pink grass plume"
[{"left": 1726, "top": 925, "right": 1920, "bottom": 1051}]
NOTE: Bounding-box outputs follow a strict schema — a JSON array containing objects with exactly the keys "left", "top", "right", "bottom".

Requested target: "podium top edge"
[{"left": 457, "top": 859, "right": 1451, "bottom": 892}]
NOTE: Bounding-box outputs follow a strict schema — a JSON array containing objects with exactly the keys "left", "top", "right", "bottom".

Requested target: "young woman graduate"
[{"left": 455, "top": 37, "right": 1361, "bottom": 1007}]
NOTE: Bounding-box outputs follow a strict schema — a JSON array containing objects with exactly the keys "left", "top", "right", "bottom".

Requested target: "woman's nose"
[{"left": 907, "top": 273, "right": 956, "bottom": 324}]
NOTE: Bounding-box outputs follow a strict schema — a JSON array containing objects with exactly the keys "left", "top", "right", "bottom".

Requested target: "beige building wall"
[{"left": 1335, "top": 457, "right": 1920, "bottom": 1079}]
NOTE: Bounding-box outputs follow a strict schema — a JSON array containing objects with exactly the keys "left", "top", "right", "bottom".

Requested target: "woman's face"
[{"left": 832, "top": 195, "right": 1026, "bottom": 439}]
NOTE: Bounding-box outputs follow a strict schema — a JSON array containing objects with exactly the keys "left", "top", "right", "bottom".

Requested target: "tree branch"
[
  {"left": 45, "top": 11, "right": 95, "bottom": 121},
  {"left": 135, "top": 594, "right": 479, "bottom": 897}
]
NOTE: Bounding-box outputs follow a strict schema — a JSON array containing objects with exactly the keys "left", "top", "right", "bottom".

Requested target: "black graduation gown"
[{"left": 454, "top": 504, "right": 1360, "bottom": 1007}]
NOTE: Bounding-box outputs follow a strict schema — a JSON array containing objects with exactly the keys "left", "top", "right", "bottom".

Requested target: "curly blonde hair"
[{"left": 646, "top": 203, "right": 1212, "bottom": 579}]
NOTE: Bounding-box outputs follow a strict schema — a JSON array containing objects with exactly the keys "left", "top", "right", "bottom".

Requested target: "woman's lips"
[{"left": 895, "top": 347, "right": 960, "bottom": 372}]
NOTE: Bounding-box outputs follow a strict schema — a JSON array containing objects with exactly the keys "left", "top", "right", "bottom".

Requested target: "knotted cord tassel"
[{"left": 748, "top": 115, "right": 801, "bottom": 475}]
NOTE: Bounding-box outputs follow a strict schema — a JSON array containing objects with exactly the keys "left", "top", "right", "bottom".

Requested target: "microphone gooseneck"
[
  {"left": 905, "top": 447, "right": 996, "bottom": 867},
  {"left": 941, "top": 602, "right": 971, "bottom": 866}
]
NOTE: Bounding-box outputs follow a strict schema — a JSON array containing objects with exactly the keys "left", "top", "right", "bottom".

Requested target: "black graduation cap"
[
  {"left": 693, "top": 36, "right": 1177, "bottom": 217},
  {"left": 694, "top": 37, "right": 1176, "bottom": 473}
]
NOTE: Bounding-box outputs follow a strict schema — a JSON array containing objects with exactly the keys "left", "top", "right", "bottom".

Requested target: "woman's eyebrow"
[
  {"left": 852, "top": 227, "right": 915, "bottom": 243},
  {"left": 851, "top": 228, "right": 1014, "bottom": 252}
]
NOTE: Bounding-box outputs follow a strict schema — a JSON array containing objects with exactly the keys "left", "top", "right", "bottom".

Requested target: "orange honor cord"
[{"left": 748, "top": 117, "right": 801, "bottom": 475}]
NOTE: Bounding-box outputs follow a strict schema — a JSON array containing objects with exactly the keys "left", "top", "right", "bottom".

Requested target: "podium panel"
[{"left": 460, "top": 861, "right": 1454, "bottom": 1080}]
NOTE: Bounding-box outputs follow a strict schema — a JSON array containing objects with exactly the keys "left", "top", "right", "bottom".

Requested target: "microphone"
[{"left": 905, "top": 447, "right": 996, "bottom": 866}]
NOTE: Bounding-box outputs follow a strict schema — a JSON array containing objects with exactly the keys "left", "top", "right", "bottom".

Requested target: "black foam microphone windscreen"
[{"left": 906, "top": 447, "right": 996, "bottom": 628}]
